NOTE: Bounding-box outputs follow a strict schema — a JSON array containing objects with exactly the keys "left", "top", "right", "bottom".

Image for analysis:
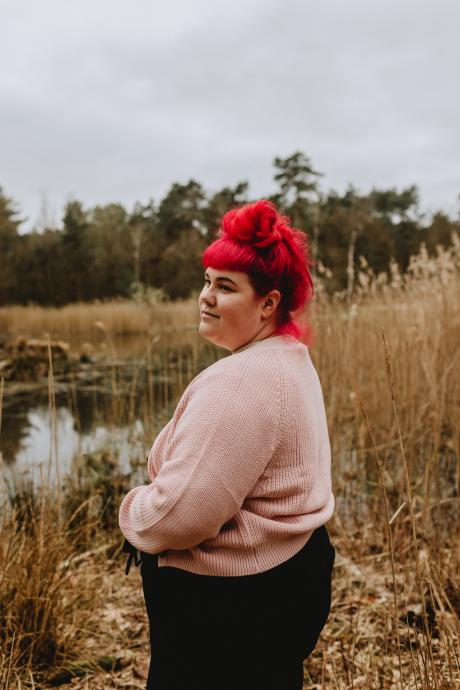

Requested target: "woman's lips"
[{"left": 201, "top": 311, "right": 219, "bottom": 318}]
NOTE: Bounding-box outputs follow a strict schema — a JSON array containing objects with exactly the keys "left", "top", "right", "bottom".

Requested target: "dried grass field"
[{"left": 1, "top": 238, "right": 459, "bottom": 689}]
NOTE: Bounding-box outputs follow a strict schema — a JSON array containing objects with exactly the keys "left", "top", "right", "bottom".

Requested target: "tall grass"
[
  {"left": 306, "top": 237, "right": 460, "bottom": 688},
  {"left": 1, "top": 238, "right": 459, "bottom": 688},
  {"left": 0, "top": 295, "right": 199, "bottom": 339}
]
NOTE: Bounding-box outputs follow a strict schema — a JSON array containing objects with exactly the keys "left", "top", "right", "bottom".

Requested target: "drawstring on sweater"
[{"left": 122, "top": 538, "right": 142, "bottom": 575}]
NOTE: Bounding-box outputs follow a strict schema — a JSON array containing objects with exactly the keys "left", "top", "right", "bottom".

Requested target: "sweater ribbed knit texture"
[{"left": 118, "top": 334, "right": 334, "bottom": 576}]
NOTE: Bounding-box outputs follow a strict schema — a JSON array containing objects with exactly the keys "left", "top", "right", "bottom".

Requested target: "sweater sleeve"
[
  {"left": 147, "top": 418, "right": 174, "bottom": 482},
  {"left": 118, "top": 367, "right": 281, "bottom": 554}
]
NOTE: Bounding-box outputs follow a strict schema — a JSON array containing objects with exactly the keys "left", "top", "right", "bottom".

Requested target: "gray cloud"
[{"left": 1, "top": 0, "right": 459, "bottom": 231}]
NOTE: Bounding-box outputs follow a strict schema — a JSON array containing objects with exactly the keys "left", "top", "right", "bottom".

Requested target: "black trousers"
[{"left": 139, "top": 525, "right": 335, "bottom": 690}]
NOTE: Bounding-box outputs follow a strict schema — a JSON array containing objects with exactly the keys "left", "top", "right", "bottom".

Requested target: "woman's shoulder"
[
  {"left": 200, "top": 345, "right": 284, "bottom": 384},
  {"left": 170, "top": 346, "right": 295, "bottom": 430},
  {"left": 190, "top": 338, "right": 309, "bottom": 388}
]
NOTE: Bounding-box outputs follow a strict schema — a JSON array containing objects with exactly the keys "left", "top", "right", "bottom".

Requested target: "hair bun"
[{"left": 219, "top": 199, "right": 288, "bottom": 250}]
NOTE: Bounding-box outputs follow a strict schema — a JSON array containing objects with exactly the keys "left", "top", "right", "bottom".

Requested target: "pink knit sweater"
[{"left": 118, "top": 334, "right": 334, "bottom": 576}]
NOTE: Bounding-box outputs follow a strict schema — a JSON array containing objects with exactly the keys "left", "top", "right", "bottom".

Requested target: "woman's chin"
[
  {"left": 198, "top": 321, "right": 215, "bottom": 337},
  {"left": 199, "top": 322, "right": 225, "bottom": 345}
]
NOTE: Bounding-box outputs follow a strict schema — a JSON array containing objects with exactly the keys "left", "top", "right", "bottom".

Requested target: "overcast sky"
[{"left": 2, "top": 0, "right": 459, "bottom": 232}]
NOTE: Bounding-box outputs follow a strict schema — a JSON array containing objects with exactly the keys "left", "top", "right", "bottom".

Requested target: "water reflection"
[
  {"left": 2, "top": 404, "right": 146, "bottom": 489},
  {"left": 0, "top": 332, "right": 224, "bottom": 491}
]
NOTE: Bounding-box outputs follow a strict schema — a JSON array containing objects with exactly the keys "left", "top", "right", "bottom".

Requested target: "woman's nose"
[{"left": 201, "top": 285, "right": 216, "bottom": 304}]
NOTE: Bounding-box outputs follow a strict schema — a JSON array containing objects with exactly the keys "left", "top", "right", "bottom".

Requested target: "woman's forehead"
[{"left": 205, "top": 267, "right": 248, "bottom": 283}]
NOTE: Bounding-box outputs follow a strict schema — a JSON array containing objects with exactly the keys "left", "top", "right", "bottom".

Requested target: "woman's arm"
[{"left": 118, "top": 368, "right": 281, "bottom": 554}]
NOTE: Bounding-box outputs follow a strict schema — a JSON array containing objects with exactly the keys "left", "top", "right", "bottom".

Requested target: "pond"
[{"left": 0, "top": 331, "right": 223, "bottom": 491}]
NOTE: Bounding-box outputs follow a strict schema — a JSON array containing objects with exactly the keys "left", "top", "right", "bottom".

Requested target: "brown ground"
[
  {"left": 42, "top": 537, "right": 459, "bottom": 690},
  {"left": 53, "top": 564, "right": 150, "bottom": 690}
]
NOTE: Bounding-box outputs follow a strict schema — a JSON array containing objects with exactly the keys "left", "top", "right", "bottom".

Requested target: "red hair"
[{"left": 201, "top": 199, "right": 315, "bottom": 344}]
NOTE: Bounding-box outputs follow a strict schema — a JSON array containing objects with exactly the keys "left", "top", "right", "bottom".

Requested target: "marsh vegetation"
[{"left": 0, "top": 237, "right": 459, "bottom": 688}]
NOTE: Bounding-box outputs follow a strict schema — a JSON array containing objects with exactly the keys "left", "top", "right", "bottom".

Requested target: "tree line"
[{"left": 1, "top": 152, "right": 458, "bottom": 305}]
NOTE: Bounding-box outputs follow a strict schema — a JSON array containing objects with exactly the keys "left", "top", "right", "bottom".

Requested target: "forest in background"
[{"left": 1, "top": 151, "right": 459, "bottom": 305}]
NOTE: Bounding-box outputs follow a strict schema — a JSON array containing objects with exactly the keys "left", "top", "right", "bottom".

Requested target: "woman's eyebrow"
[{"left": 204, "top": 272, "right": 237, "bottom": 286}]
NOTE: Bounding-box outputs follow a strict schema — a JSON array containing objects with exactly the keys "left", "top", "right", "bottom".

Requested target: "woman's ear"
[{"left": 262, "top": 290, "right": 281, "bottom": 315}]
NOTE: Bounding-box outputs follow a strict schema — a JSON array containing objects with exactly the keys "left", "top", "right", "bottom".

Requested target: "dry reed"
[
  {"left": 0, "top": 297, "right": 198, "bottom": 340},
  {"left": 1, "top": 238, "right": 459, "bottom": 688}
]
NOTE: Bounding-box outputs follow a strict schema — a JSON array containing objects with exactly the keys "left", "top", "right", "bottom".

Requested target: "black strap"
[{"left": 122, "top": 538, "right": 142, "bottom": 575}]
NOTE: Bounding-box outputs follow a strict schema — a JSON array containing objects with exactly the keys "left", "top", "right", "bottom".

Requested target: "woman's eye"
[{"left": 203, "top": 280, "right": 232, "bottom": 292}]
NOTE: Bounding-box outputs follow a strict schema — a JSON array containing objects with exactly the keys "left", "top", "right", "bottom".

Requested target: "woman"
[{"left": 119, "top": 199, "right": 335, "bottom": 690}]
